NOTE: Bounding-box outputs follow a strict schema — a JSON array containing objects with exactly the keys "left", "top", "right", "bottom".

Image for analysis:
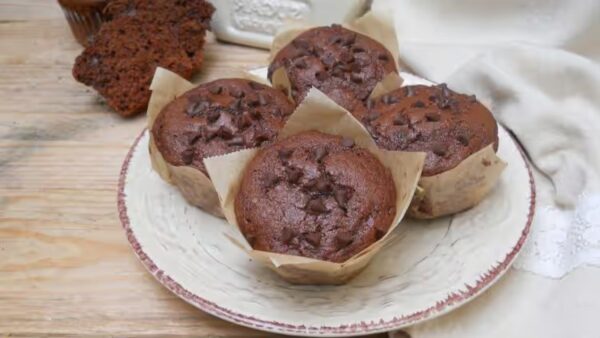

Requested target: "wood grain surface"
[{"left": 0, "top": 1, "right": 387, "bottom": 337}]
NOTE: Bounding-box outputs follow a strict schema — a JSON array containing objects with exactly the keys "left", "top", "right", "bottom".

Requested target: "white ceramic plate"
[{"left": 118, "top": 75, "right": 535, "bottom": 337}]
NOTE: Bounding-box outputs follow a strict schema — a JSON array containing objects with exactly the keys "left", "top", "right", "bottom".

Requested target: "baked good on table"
[
  {"left": 72, "top": 0, "right": 214, "bottom": 117},
  {"left": 57, "top": 0, "right": 109, "bottom": 46},
  {"left": 234, "top": 131, "right": 397, "bottom": 263},
  {"left": 267, "top": 24, "right": 397, "bottom": 110},
  {"left": 152, "top": 78, "right": 295, "bottom": 175},
  {"left": 357, "top": 84, "right": 498, "bottom": 177},
  {"left": 104, "top": 0, "right": 214, "bottom": 69}
]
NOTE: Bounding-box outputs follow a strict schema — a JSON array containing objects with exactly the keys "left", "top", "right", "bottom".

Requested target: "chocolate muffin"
[
  {"left": 268, "top": 24, "right": 397, "bottom": 109},
  {"left": 235, "top": 131, "right": 397, "bottom": 263},
  {"left": 72, "top": 0, "right": 214, "bottom": 116},
  {"left": 104, "top": 0, "right": 214, "bottom": 68},
  {"left": 152, "top": 79, "right": 295, "bottom": 174},
  {"left": 73, "top": 15, "right": 196, "bottom": 117},
  {"left": 358, "top": 84, "right": 498, "bottom": 176}
]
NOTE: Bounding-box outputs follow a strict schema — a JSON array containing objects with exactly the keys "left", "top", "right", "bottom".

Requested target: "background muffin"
[
  {"left": 268, "top": 24, "right": 397, "bottom": 110},
  {"left": 358, "top": 84, "right": 498, "bottom": 176},
  {"left": 235, "top": 131, "right": 397, "bottom": 263},
  {"left": 152, "top": 79, "right": 295, "bottom": 175}
]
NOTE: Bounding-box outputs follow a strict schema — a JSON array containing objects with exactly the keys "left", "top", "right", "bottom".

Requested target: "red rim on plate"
[{"left": 117, "top": 128, "right": 535, "bottom": 336}]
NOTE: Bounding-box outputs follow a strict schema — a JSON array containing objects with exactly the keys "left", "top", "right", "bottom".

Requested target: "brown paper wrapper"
[
  {"left": 204, "top": 88, "right": 425, "bottom": 285},
  {"left": 369, "top": 78, "right": 507, "bottom": 219},
  {"left": 147, "top": 67, "right": 264, "bottom": 218},
  {"left": 269, "top": 11, "right": 402, "bottom": 102}
]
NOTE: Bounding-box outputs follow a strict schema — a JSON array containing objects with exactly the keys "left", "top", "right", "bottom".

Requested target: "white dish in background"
[
  {"left": 118, "top": 73, "right": 535, "bottom": 337},
  {"left": 211, "top": 0, "right": 369, "bottom": 49}
]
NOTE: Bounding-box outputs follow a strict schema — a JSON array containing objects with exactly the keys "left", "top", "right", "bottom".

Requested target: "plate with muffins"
[{"left": 118, "top": 16, "right": 534, "bottom": 337}]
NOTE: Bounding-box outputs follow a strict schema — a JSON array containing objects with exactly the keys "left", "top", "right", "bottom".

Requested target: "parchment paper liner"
[
  {"left": 204, "top": 88, "right": 425, "bottom": 285},
  {"left": 369, "top": 81, "right": 508, "bottom": 219},
  {"left": 269, "top": 11, "right": 401, "bottom": 103},
  {"left": 146, "top": 67, "right": 273, "bottom": 218}
]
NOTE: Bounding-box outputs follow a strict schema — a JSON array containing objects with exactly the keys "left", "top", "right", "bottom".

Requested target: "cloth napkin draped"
[{"left": 370, "top": 0, "right": 600, "bottom": 337}]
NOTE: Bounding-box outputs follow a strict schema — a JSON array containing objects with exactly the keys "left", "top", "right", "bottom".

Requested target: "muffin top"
[
  {"left": 235, "top": 131, "right": 397, "bottom": 263},
  {"left": 268, "top": 24, "right": 397, "bottom": 109},
  {"left": 357, "top": 84, "right": 498, "bottom": 176},
  {"left": 152, "top": 78, "right": 295, "bottom": 174}
]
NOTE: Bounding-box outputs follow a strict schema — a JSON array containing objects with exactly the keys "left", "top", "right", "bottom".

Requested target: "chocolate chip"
[
  {"left": 405, "top": 86, "right": 414, "bottom": 97},
  {"left": 393, "top": 115, "right": 408, "bottom": 125},
  {"left": 264, "top": 173, "right": 280, "bottom": 188},
  {"left": 286, "top": 167, "right": 303, "bottom": 184},
  {"left": 412, "top": 101, "right": 425, "bottom": 108},
  {"left": 344, "top": 33, "right": 357, "bottom": 46},
  {"left": 230, "top": 98, "right": 243, "bottom": 110},
  {"left": 335, "top": 231, "right": 353, "bottom": 248},
  {"left": 330, "top": 36, "right": 343, "bottom": 44},
  {"left": 258, "top": 93, "right": 268, "bottom": 106},
  {"left": 334, "top": 187, "right": 352, "bottom": 209},
  {"left": 351, "top": 73, "right": 363, "bottom": 83},
  {"left": 439, "top": 83, "right": 450, "bottom": 96},
  {"left": 247, "top": 97, "right": 260, "bottom": 107},
  {"left": 364, "top": 111, "right": 380, "bottom": 123},
  {"left": 341, "top": 137, "right": 355, "bottom": 148},
  {"left": 295, "top": 59, "right": 307, "bottom": 69},
  {"left": 230, "top": 88, "right": 245, "bottom": 98},
  {"left": 186, "top": 102, "right": 204, "bottom": 117},
  {"left": 249, "top": 81, "right": 263, "bottom": 90},
  {"left": 292, "top": 39, "right": 310, "bottom": 51},
  {"left": 306, "top": 198, "right": 327, "bottom": 215},
  {"left": 366, "top": 99, "right": 375, "bottom": 109},
  {"left": 189, "top": 133, "right": 203, "bottom": 145},
  {"left": 313, "top": 147, "right": 328, "bottom": 162},
  {"left": 254, "top": 133, "right": 269, "bottom": 146},
  {"left": 227, "top": 136, "right": 244, "bottom": 146},
  {"left": 278, "top": 148, "right": 293, "bottom": 161},
  {"left": 378, "top": 53, "right": 389, "bottom": 61},
  {"left": 209, "top": 86, "right": 222, "bottom": 95},
  {"left": 281, "top": 227, "right": 294, "bottom": 244},
  {"left": 181, "top": 148, "right": 194, "bottom": 165},
  {"left": 331, "top": 23, "right": 342, "bottom": 29},
  {"left": 457, "top": 134, "right": 470, "bottom": 146},
  {"left": 382, "top": 95, "right": 398, "bottom": 105},
  {"left": 304, "top": 232, "right": 321, "bottom": 246},
  {"left": 321, "top": 53, "right": 336, "bottom": 67},
  {"left": 237, "top": 114, "right": 252, "bottom": 129},
  {"left": 428, "top": 95, "right": 437, "bottom": 102},
  {"left": 250, "top": 110, "right": 261, "bottom": 120},
  {"left": 315, "top": 71, "right": 327, "bottom": 81},
  {"left": 206, "top": 110, "right": 220, "bottom": 123},
  {"left": 469, "top": 94, "right": 477, "bottom": 103},
  {"left": 425, "top": 112, "right": 440, "bottom": 121},
  {"left": 352, "top": 46, "right": 365, "bottom": 53},
  {"left": 432, "top": 144, "right": 447, "bottom": 156},
  {"left": 332, "top": 67, "right": 345, "bottom": 78},
  {"left": 350, "top": 62, "right": 362, "bottom": 73},
  {"left": 216, "top": 126, "right": 234, "bottom": 140},
  {"left": 314, "top": 178, "right": 332, "bottom": 194}
]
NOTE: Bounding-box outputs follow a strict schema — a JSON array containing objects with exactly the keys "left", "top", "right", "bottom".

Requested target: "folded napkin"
[{"left": 370, "top": 0, "right": 600, "bottom": 337}]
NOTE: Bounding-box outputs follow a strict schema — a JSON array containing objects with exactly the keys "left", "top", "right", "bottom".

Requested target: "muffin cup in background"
[
  {"left": 268, "top": 11, "right": 401, "bottom": 103},
  {"left": 368, "top": 81, "right": 507, "bottom": 219},
  {"left": 204, "top": 88, "right": 425, "bottom": 285},
  {"left": 58, "top": 0, "right": 108, "bottom": 46}
]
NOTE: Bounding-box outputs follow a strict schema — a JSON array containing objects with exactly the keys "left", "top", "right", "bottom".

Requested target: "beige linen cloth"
[{"left": 371, "top": 0, "right": 600, "bottom": 337}]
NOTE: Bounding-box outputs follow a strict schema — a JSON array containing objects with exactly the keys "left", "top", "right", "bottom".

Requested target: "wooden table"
[{"left": 0, "top": 2, "right": 387, "bottom": 337}]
